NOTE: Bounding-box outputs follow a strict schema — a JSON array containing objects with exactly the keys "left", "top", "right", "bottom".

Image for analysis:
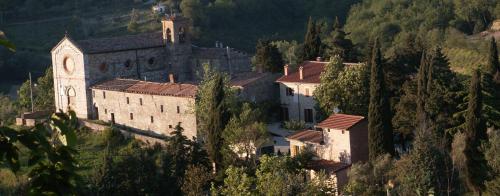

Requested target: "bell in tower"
[{"left": 161, "top": 14, "right": 190, "bottom": 45}]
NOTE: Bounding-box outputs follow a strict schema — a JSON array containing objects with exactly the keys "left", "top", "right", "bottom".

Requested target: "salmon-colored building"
[{"left": 286, "top": 113, "right": 368, "bottom": 194}]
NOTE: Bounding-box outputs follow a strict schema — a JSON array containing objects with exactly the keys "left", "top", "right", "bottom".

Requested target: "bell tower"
[{"left": 162, "top": 14, "right": 190, "bottom": 45}]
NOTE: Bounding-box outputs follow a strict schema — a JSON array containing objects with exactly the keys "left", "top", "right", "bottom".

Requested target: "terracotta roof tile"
[
  {"left": 276, "top": 61, "right": 364, "bottom": 84},
  {"left": 277, "top": 61, "right": 326, "bottom": 84},
  {"left": 91, "top": 79, "right": 197, "bottom": 98},
  {"left": 74, "top": 32, "right": 165, "bottom": 54},
  {"left": 230, "top": 72, "right": 270, "bottom": 87},
  {"left": 286, "top": 129, "right": 323, "bottom": 144},
  {"left": 316, "top": 114, "right": 365, "bottom": 130}
]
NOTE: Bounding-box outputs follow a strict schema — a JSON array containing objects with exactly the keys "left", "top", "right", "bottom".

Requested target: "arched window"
[
  {"left": 166, "top": 28, "right": 172, "bottom": 43},
  {"left": 178, "top": 27, "right": 185, "bottom": 43}
]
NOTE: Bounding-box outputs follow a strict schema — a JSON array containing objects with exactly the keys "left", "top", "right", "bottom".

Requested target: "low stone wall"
[{"left": 80, "top": 120, "right": 167, "bottom": 145}]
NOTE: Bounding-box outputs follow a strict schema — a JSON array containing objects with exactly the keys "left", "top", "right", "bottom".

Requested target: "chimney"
[
  {"left": 284, "top": 64, "right": 289, "bottom": 76},
  {"left": 316, "top": 57, "right": 323, "bottom": 62},
  {"left": 299, "top": 66, "right": 304, "bottom": 80},
  {"left": 169, "top": 73, "right": 175, "bottom": 83}
]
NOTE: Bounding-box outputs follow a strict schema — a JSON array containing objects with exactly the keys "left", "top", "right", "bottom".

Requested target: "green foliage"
[
  {"left": 0, "top": 95, "right": 18, "bottom": 126},
  {"left": 181, "top": 164, "right": 213, "bottom": 196},
  {"left": 299, "top": 17, "right": 325, "bottom": 62},
  {"left": 368, "top": 43, "right": 394, "bottom": 160},
  {"left": 93, "top": 146, "right": 161, "bottom": 195},
  {"left": 17, "top": 67, "right": 54, "bottom": 111},
  {"left": 0, "top": 31, "right": 15, "bottom": 52},
  {"left": 221, "top": 166, "right": 254, "bottom": 196},
  {"left": 102, "top": 126, "right": 126, "bottom": 147},
  {"left": 253, "top": 39, "right": 285, "bottom": 73},
  {"left": 462, "top": 70, "right": 490, "bottom": 194},
  {"left": 324, "top": 17, "right": 356, "bottom": 61},
  {"left": 314, "top": 55, "right": 369, "bottom": 118},
  {"left": 255, "top": 155, "right": 307, "bottom": 195},
  {"left": 196, "top": 65, "right": 232, "bottom": 174},
  {"left": 282, "top": 120, "right": 306, "bottom": 131},
  {"left": 223, "top": 103, "right": 269, "bottom": 167},
  {"left": 392, "top": 80, "right": 417, "bottom": 143},
  {"left": 344, "top": 154, "right": 394, "bottom": 195},
  {"left": 0, "top": 111, "right": 80, "bottom": 195},
  {"left": 343, "top": 0, "right": 499, "bottom": 75},
  {"left": 394, "top": 130, "right": 451, "bottom": 195},
  {"left": 485, "top": 130, "right": 500, "bottom": 195},
  {"left": 482, "top": 38, "right": 500, "bottom": 128},
  {"left": 271, "top": 40, "right": 301, "bottom": 68}
]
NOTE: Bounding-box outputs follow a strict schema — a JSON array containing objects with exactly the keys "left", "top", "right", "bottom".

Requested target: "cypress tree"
[
  {"left": 325, "top": 16, "right": 355, "bottom": 61},
  {"left": 300, "top": 17, "right": 323, "bottom": 62},
  {"left": 368, "top": 41, "right": 394, "bottom": 161},
  {"left": 485, "top": 37, "right": 500, "bottom": 78},
  {"left": 425, "top": 47, "right": 461, "bottom": 138},
  {"left": 416, "top": 51, "right": 429, "bottom": 125},
  {"left": 205, "top": 73, "right": 229, "bottom": 173},
  {"left": 482, "top": 37, "right": 500, "bottom": 128},
  {"left": 463, "top": 70, "right": 489, "bottom": 194},
  {"left": 254, "top": 39, "right": 284, "bottom": 73}
]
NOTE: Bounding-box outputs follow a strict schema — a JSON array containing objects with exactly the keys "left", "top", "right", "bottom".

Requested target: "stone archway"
[{"left": 66, "top": 86, "right": 76, "bottom": 111}]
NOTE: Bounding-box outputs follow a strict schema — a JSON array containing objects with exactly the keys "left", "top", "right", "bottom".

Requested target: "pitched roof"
[
  {"left": 316, "top": 113, "right": 365, "bottom": 130},
  {"left": 276, "top": 61, "right": 364, "bottom": 84},
  {"left": 72, "top": 32, "right": 165, "bottom": 54},
  {"left": 306, "top": 160, "right": 351, "bottom": 173},
  {"left": 91, "top": 79, "right": 197, "bottom": 98},
  {"left": 276, "top": 61, "right": 326, "bottom": 84},
  {"left": 286, "top": 130, "right": 323, "bottom": 144},
  {"left": 230, "top": 72, "right": 270, "bottom": 87}
]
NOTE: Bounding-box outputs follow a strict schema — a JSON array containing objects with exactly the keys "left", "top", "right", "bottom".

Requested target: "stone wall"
[
  {"left": 238, "top": 73, "right": 280, "bottom": 103},
  {"left": 52, "top": 38, "right": 89, "bottom": 119},
  {"left": 91, "top": 89, "right": 197, "bottom": 140},
  {"left": 80, "top": 120, "right": 167, "bottom": 145}
]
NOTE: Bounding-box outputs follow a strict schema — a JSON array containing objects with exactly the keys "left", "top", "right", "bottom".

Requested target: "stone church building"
[{"left": 51, "top": 14, "right": 253, "bottom": 138}]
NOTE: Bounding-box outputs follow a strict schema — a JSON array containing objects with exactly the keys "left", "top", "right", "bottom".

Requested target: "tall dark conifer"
[
  {"left": 368, "top": 41, "right": 394, "bottom": 161},
  {"left": 325, "top": 16, "right": 355, "bottom": 61},
  {"left": 254, "top": 39, "right": 284, "bottom": 73},
  {"left": 463, "top": 70, "right": 489, "bottom": 194},
  {"left": 205, "top": 73, "right": 229, "bottom": 173},
  {"left": 482, "top": 37, "right": 500, "bottom": 128},
  {"left": 416, "top": 51, "right": 429, "bottom": 125},
  {"left": 300, "top": 17, "right": 323, "bottom": 62}
]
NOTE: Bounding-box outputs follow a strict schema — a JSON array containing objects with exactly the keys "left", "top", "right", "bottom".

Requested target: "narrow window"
[
  {"left": 304, "top": 109, "right": 313, "bottom": 123},
  {"left": 342, "top": 130, "right": 345, "bottom": 134},
  {"left": 282, "top": 107, "right": 289, "bottom": 121},
  {"left": 286, "top": 87, "right": 294, "bottom": 96},
  {"left": 92, "top": 90, "right": 95, "bottom": 98},
  {"left": 160, "top": 105, "right": 164, "bottom": 113},
  {"left": 105, "top": 109, "right": 107, "bottom": 114},
  {"left": 130, "top": 113, "right": 133, "bottom": 120},
  {"left": 126, "top": 97, "right": 129, "bottom": 104},
  {"left": 305, "top": 88, "right": 310, "bottom": 97},
  {"left": 140, "top": 98, "right": 143, "bottom": 105},
  {"left": 150, "top": 116, "right": 154, "bottom": 123},
  {"left": 177, "top": 106, "right": 180, "bottom": 114},
  {"left": 103, "top": 91, "right": 106, "bottom": 99}
]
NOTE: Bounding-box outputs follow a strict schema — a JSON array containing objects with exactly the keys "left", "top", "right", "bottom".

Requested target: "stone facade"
[
  {"left": 91, "top": 82, "right": 197, "bottom": 140},
  {"left": 51, "top": 14, "right": 252, "bottom": 120}
]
